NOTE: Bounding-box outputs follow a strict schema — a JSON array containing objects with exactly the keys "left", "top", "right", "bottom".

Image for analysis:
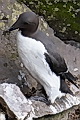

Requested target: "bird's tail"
[{"left": 59, "top": 71, "right": 79, "bottom": 88}]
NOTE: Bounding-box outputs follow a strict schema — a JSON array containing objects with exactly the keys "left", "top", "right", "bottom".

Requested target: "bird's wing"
[
  {"left": 44, "top": 52, "right": 78, "bottom": 88},
  {"left": 44, "top": 52, "right": 67, "bottom": 75}
]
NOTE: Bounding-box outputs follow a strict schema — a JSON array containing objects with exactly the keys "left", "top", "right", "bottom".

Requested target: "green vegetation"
[{"left": 17, "top": 0, "right": 80, "bottom": 42}]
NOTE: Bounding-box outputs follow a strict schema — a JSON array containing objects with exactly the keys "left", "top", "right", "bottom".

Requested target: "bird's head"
[{"left": 9, "top": 11, "right": 39, "bottom": 36}]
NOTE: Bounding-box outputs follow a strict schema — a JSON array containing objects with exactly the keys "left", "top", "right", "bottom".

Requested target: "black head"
[{"left": 9, "top": 11, "right": 39, "bottom": 36}]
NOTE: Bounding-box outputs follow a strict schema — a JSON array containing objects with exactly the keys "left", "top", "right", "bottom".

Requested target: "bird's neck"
[
  {"left": 21, "top": 30, "right": 31, "bottom": 37},
  {"left": 19, "top": 28, "right": 39, "bottom": 37}
]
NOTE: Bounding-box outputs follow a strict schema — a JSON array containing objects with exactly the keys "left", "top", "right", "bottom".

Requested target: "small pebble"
[
  {"left": 19, "top": 70, "right": 25, "bottom": 78},
  {"left": 75, "top": 31, "right": 78, "bottom": 34},
  {"left": 18, "top": 75, "right": 22, "bottom": 81},
  {"left": 74, "top": 68, "right": 78, "bottom": 72},
  {"left": 46, "top": 33, "right": 49, "bottom": 36},
  {"left": 43, "top": 22, "right": 47, "bottom": 29},
  {"left": 21, "top": 63, "right": 23, "bottom": 67},
  {"left": 67, "top": 24, "right": 71, "bottom": 27}
]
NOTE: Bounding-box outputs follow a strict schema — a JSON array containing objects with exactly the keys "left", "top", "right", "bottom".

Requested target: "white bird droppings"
[{"left": 0, "top": 113, "right": 6, "bottom": 120}]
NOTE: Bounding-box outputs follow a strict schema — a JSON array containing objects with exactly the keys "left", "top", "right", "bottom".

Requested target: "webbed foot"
[{"left": 29, "top": 96, "right": 51, "bottom": 105}]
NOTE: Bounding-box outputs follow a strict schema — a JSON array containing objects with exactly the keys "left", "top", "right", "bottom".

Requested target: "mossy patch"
[{"left": 17, "top": 0, "right": 80, "bottom": 42}]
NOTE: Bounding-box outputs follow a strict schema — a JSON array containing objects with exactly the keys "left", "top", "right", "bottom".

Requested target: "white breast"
[{"left": 17, "top": 31, "right": 64, "bottom": 103}]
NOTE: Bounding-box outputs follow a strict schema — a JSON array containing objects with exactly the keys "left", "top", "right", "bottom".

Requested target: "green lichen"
[
  {"left": 0, "top": 13, "right": 5, "bottom": 19},
  {"left": 8, "top": 2, "right": 30, "bottom": 25},
  {"left": 11, "top": 53, "right": 18, "bottom": 60},
  {"left": 0, "top": 22, "right": 5, "bottom": 29},
  {"left": 17, "top": 0, "right": 80, "bottom": 42}
]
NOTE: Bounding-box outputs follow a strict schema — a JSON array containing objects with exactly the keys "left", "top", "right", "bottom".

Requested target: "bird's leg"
[
  {"left": 29, "top": 86, "right": 51, "bottom": 105},
  {"left": 44, "top": 83, "right": 65, "bottom": 104},
  {"left": 60, "top": 78, "right": 74, "bottom": 96},
  {"left": 29, "top": 96, "right": 51, "bottom": 105}
]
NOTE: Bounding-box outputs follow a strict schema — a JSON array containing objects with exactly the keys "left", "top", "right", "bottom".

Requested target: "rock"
[
  {"left": 0, "top": 0, "right": 80, "bottom": 120},
  {"left": 0, "top": 83, "right": 80, "bottom": 120},
  {"left": 0, "top": 83, "right": 34, "bottom": 120}
]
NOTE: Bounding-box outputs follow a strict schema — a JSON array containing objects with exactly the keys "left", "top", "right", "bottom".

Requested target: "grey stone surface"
[
  {"left": 0, "top": 83, "right": 80, "bottom": 120},
  {"left": 0, "top": 83, "right": 33, "bottom": 120}
]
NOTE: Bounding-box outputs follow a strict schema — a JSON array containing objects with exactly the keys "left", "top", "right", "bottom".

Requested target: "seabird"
[{"left": 9, "top": 11, "right": 78, "bottom": 104}]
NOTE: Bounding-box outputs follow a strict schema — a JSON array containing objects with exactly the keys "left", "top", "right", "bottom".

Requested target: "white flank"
[{"left": 17, "top": 31, "right": 65, "bottom": 103}]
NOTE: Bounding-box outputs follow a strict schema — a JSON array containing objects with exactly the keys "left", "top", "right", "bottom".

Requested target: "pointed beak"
[
  {"left": 9, "top": 19, "right": 20, "bottom": 32},
  {"left": 9, "top": 25, "right": 16, "bottom": 31}
]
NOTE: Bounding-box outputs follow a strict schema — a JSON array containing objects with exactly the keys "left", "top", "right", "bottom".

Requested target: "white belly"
[{"left": 17, "top": 31, "right": 64, "bottom": 103}]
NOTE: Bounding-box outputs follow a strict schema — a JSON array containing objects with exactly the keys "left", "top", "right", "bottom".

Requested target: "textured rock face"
[
  {"left": 0, "top": 83, "right": 33, "bottom": 120},
  {"left": 0, "top": 0, "right": 80, "bottom": 120},
  {"left": 0, "top": 83, "right": 80, "bottom": 120}
]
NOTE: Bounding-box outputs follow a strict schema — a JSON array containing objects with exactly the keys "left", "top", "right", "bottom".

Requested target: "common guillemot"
[{"left": 9, "top": 11, "right": 78, "bottom": 104}]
